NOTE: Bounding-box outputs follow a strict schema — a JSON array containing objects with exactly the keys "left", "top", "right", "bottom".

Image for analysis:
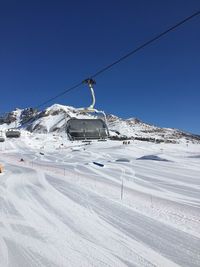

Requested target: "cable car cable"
[
  {"left": 36, "top": 81, "right": 83, "bottom": 109},
  {"left": 32, "top": 9, "right": 200, "bottom": 110},
  {"left": 91, "top": 10, "right": 200, "bottom": 78}
]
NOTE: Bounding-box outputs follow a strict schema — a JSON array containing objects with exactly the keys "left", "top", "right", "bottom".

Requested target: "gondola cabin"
[{"left": 67, "top": 118, "right": 109, "bottom": 140}]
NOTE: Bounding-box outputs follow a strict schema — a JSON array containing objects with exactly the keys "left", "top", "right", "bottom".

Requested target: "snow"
[
  {"left": 0, "top": 132, "right": 200, "bottom": 267},
  {"left": 2, "top": 104, "right": 199, "bottom": 144}
]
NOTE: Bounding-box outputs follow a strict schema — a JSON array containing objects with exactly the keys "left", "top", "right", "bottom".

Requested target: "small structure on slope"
[
  {"left": 0, "top": 130, "right": 5, "bottom": 142},
  {"left": 5, "top": 128, "right": 21, "bottom": 138}
]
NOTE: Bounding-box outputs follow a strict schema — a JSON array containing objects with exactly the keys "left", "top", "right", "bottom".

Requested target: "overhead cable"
[{"left": 35, "top": 10, "right": 200, "bottom": 109}]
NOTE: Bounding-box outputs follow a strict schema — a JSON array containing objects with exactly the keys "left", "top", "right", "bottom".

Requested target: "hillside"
[{"left": 0, "top": 104, "right": 200, "bottom": 143}]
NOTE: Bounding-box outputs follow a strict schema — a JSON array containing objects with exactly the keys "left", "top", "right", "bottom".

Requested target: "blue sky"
[{"left": 0, "top": 0, "right": 200, "bottom": 134}]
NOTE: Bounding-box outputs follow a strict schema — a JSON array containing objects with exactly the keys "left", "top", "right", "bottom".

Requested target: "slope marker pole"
[{"left": 121, "top": 178, "right": 124, "bottom": 200}]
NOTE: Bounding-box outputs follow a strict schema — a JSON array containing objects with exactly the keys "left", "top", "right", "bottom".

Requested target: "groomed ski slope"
[{"left": 0, "top": 133, "right": 200, "bottom": 267}]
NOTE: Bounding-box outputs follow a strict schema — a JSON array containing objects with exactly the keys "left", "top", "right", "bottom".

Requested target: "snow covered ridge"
[{"left": 0, "top": 104, "right": 200, "bottom": 143}]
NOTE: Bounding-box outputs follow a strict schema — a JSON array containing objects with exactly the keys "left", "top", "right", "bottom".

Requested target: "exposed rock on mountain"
[{"left": 0, "top": 104, "right": 199, "bottom": 143}]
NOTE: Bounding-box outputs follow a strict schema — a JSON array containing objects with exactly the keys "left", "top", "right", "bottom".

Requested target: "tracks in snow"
[{"left": 0, "top": 138, "right": 200, "bottom": 266}]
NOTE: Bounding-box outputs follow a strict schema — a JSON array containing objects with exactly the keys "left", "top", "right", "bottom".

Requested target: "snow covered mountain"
[
  {"left": 0, "top": 104, "right": 200, "bottom": 143},
  {"left": 1, "top": 105, "right": 200, "bottom": 266}
]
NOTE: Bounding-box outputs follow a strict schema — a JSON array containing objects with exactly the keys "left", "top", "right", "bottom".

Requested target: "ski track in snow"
[{"left": 0, "top": 135, "right": 200, "bottom": 267}]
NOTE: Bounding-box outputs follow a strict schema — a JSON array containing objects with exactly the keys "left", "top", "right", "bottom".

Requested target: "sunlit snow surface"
[{"left": 0, "top": 132, "right": 200, "bottom": 267}]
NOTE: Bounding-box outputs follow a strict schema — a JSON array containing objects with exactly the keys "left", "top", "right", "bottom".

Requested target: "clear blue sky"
[{"left": 0, "top": 0, "right": 200, "bottom": 134}]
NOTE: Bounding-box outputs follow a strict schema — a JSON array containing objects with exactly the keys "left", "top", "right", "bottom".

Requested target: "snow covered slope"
[
  {"left": 0, "top": 104, "right": 200, "bottom": 143},
  {"left": 0, "top": 135, "right": 200, "bottom": 266}
]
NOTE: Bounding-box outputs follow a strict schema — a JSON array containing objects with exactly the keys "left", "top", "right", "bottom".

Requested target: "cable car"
[
  {"left": 66, "top": 79, "right": 109, "bottom": 141},
  {"left": 5, "top": 128, "right": 21, "bottom": 138},
  {"left": 67, "top": 118, "right": 108, "bottom": 140},
  {"left": 0, "top": 131, "right": 5, "bottom": 142}
]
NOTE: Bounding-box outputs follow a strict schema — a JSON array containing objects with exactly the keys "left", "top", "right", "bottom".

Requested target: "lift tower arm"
[{"left": 83, "top": 78, "right": 96, "bottom": 110}]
